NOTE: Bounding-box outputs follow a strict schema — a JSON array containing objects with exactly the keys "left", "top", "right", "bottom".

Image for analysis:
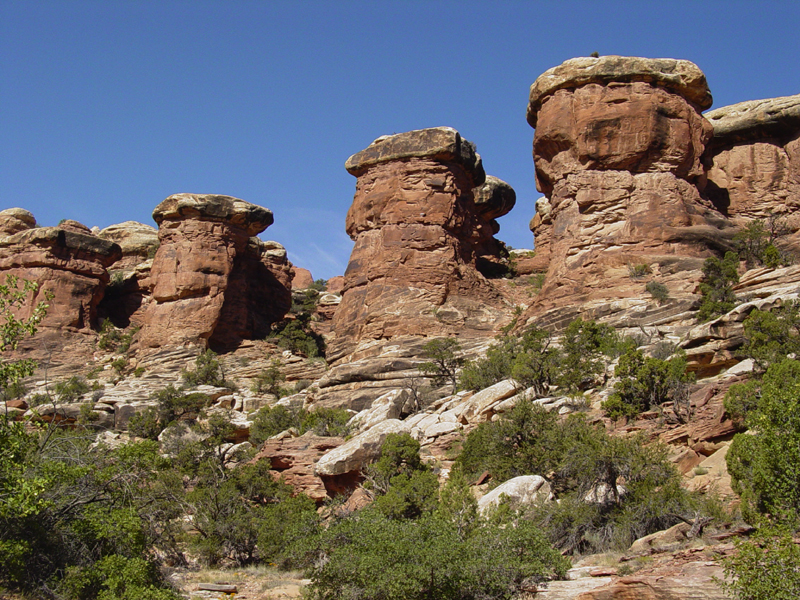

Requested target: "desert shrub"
[
  {"left": 725, "top": 359, "right": 800, "bottom": 525},
  {"left": 627, "top": 262, "right": 651, "bottom": 279},
  {"left": 145, "top": 242, "right": 159, "bottom": 260},
  {"left": 302, "top": 508, "right": 568, "bottom": 600},
  {"left": 420, "top": 338, "right": 464, "bottom": 393},
  {"left": 53, "top": 376, "right": 91, "bottom": 403},
  {"left": 309, "top": 278, "right": 327, "bottom": 292},
  {"left": 97, "top": 319, "right": 138, "bottom": 353},
  {"left": 697, "top": 251, "right": 739, "bottom": 322},
  {"left": 741, "top": 300, "right": 800, "bottom": 371},
  {"left": 153, "top": 385, "right": 208, "bottom": 427},
  {"left": 733, "top": 217, "right": 791, "bottom": 269},
  {"left": 250, "top": 360, "right": 287, "bottom": 396},
  {"left": 645, "top": 281, "right": 670, "bottom": 304},
  {"left": 528, "top": 272, "right": 546, "bottom": 294},
  {"left": 181, "top": 349, "right": 233, "bottom": 389},
  {"left": 127, "top": 407, "right": 161, "bottom": 441},
  {"left": 719, "top": 526, "right": 800, "bottom": 600},
  {"left": 455, "top": 402, "right": 704, "bottom": 554},
  {"left": 269, "top": 314, "right": 325, "bottom": 358},
  {"left": 601, "top": 347, "right": 694, "bottom": 421},
  {"left": 557, "top": 318, "right": 619, "bottom": 394},
  {"left": 0, "top": 379, "right": 27, "bottom": 402},
  {"left": 249, "top": 405, "right": 352, "bottom": 446}
]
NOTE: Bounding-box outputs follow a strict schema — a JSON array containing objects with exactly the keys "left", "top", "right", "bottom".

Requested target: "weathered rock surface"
[
  {"left": 253, "top": 432, "right": 344, "bottom": 504},
  {"left": 314, "top": 419, "right": 408, "bottom": 478},
  {"left": 97, "top": 221, "right": 159, "bottom": 268},
  {"left": 138, "top": 194, "right": 291, "bottom": 349},
  {"left": 290, "top": 266, "right": 314, "bottom": 290},
  {"left": 705, "top": 94, "right": 800, "bottom": 250},
  {"left": 0, "top": 214, "right": 122, "bottom": 330},
  {"left": 524, "top": 56, "right": 730, "bottom": 323},
  {"left": 329, "top": 127, "right": 512, "bottom": 363},
  {"left": 477, "top": 475, "right": 552, "bottom": 513}
]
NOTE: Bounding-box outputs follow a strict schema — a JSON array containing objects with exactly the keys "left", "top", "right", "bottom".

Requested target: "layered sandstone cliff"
[{"left": 525, "top": 56, "right": 732, "bottom": 323}]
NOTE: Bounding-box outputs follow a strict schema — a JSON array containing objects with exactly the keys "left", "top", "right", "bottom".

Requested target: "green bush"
[
  {"left": 269, "top": 314, "right": 325, "bottom": 358},
  {"left": 181, "top": 349, "right": 233, "bottom": 389},
  {"left": 454, "top": 401, "right": 705, "bottom": 554},
  {"left": 733, "top": 217, "right": 791, "bottom": 269},
  {"left": 302, "top": 508, "right": 568, "bottom": 600},
  {"left": 725, "top": 359, "right": 800, "bottom": 525},
  {"left": 250, "top": 360, "right": 287, "bottom": 396},
  {"left": 420, "top": 338, "right": 464, "bottom": 393},
  {"left": 719, "top": 526, "right": 800, "bottom": 600},
  {"left": 249, "top": 405, "right": 352, "bottom": 446},
  {"left": 645, "top": 281, "right": 670, "bottom": 304},
  {"left": 557, "top": 318, "right": 619, "bottom": 394},
  {"left": 628, "top": 262, "right": 652, "bottom": 279},
  {"left": 697, "top": 251, "right": 739, "bottom": 322},
  {"left": 53, "top": 376, "right": 91, "bottom": 403},
  {"left": 97, "top": 319, "right": 138, "bottom": 353},
  {"left": 601, "top": 347, "right": 694, "bottom": 421},
  {"left": 741, "top": 300, "right": 800, "bottom": 371}
]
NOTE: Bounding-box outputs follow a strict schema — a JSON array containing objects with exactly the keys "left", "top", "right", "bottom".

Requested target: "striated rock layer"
[
  {"left": 525, "top": 56, "right": 731, "bottom": 322},
  {"left": 0, "top": 209, "right": 121, "bottom": 331},
  {"left": 705, "top": 93, "right": 800, "bottom": 251},
  {"left": 329, "top": 127, "right": 512, "bottom": 363},
  {"left": 138, "top": 194, "right": 292, "bottom": 349}
]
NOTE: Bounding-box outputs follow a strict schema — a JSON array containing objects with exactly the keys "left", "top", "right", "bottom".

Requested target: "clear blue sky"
[{"left": 2, "top": 1, "right": 798, "bottom": 279}]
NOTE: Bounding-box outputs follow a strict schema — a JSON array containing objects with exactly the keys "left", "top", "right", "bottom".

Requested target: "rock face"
[
  {"left": 329, "top": 127, "right": 512, "bottom": 363},
  {"left": 290, "top": 266, "right": 314, "bottom": 290},
  {"left": 525, "top": 56, "right": 730, "bottom": 319},
  {"left": 138, "top": 194, "right": 292, "bottom": 349},
  {"left": 705, "top": 94, "right": 800, "bottom": 250},
  {"left": 0, "top": 210, "right": 122, "bottom": 330}
]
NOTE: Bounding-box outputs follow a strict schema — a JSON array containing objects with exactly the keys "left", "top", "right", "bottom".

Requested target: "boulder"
[
  {"left": 253, "top": 431, "right": 344, "bottom": 504},
  {"left": 0, "top": 208, "right": 36, "bottom": 235},
  {"left": 477, "top": 475, "right": 552, "bottom": 513},
  {"left": 314, "top": 419, "right": 408, "bottom": 477},
  {"left": 291, "top": 266, "right": 315, "bottom": 290},
  {"left": 138, "top": 194, "right": 291, "bottom": 349}
]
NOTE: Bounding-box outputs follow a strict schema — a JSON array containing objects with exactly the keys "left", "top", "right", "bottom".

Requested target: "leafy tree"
[
  {"left": 733, "top": 217, "right": 790, "bottom": 269},
  {"left": 250, "top": 359, "right": 287, "bottom": 395},
  {"left": 557, "top": 318, "right": 618, "bottom": 394},
  {"left": 601, "top": 347, "right": 694, "bottom": 421},
  {"left": 741, "top": 300, "right": 800, "bottom": 371},
  {"left": 458, "top": 335, "right": 518, "bottom": 392},
  {"left": 725, "top": 359, "right": 800, "bottom": 525},
  {"left": 249, "top": 405, "right": 352, "bottom": 446},
  {"left": 302, "top": 508, "right": 568, "bottom": 600},
  {"left": 697, "top": 251, "right": 740, "bottom": 322},
  {"left": 269, "top": 313, "right": 326, "bottom": 357},
  {"left": 420, "top": 338, "right": 464, "bottom": 393},
  {"left": 719, "top": 526, "right": 800, "bottom": 600},
  {"left": 181, "top": 349, "right": 233, "bottom": 388}
]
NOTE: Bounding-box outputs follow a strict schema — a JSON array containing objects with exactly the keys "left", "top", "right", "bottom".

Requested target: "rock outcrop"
[
  {"left": 0, "top": 209, "right": 122, "bottom": 330},
  {"left": 138, "top": 194, "right": 292, "bottom": 349},
  {"left": 328, "top": 127, "right": 512, "bottom": 363},
  {"left": 525, "top": 56, "right": 731, "bottom": 322},
  {"left": 705, "top": 94, "right": 800, "bottom": 250}
]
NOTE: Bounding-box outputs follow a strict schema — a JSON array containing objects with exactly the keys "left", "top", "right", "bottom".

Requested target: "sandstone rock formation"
[
  {"left": 95, "top": 221, "right": 160, "bottom": 327},
  {"left": 0, "top": 209, "right": 122, "bottom": 330},
  {"left": 705, "top": 93, "right": 800, "bottom": 250},
  {"left": 328, "top": 127, "right": 512, "bottom": 363},
  {"left": 138, "top": 194, "right": 292, "bottom": 349},
  {"left": 525, "top": 56, "right": 732, "bottom": 322},
  {"left": 290, "top": 266, "right": 314, "bottom": 290}
]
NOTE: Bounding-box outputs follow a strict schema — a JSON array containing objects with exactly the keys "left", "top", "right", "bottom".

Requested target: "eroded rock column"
[
  {"left": 329, "top": 127, "right": 510, "bottom": 362},
  {"left": 139, "top": 194, "right": 291, "bottom": 349},
  {"left": 526, "top": 56, "right": 729, "bottom": 312},
  {"left": 0, "top": 208, "right": 122, "bottom": 330},
  {"left": 705, "top": 94, "right": 800, "bottom": 251}
]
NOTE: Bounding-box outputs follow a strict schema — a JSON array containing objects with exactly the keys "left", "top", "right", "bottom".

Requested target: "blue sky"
[{"left": 2, "top": 1, "right": 798, "bottom": 280}]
